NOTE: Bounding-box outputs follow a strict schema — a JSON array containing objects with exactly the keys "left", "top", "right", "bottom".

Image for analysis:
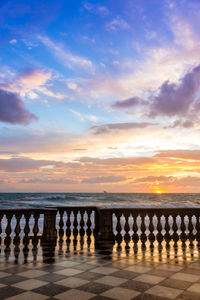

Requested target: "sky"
[{"left": 0, "top": 0, "right": 200, "bottom": 193}]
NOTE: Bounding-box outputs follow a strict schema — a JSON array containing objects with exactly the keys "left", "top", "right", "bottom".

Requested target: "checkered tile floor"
[{"left": 0, "top": 241, "right": 200, "bottom": 299}]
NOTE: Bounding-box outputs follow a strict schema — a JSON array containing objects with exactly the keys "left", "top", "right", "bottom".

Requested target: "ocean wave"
[
  {"left": 107, "top": 201, "right": 200, "bottom": 208},
  {"left": 1, "top": 193, "right": 200, "bottom": 209},
  {"left": 46, "top": 195, "right": 77, "bottom": 200}
]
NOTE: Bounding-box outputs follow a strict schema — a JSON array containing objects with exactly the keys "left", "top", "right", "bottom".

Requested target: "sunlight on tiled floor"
[{"left": 0, "top": 238, "right": 200, "bottom": 299}]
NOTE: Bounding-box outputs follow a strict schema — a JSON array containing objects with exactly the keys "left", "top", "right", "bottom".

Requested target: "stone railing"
[
  {"left": 55, "top": 206, "right": 99, "bottom": 251},
  {"left": 55, "top": 206, "right": 99, "bottom": 239},
  {"left": 110, "top": 208, "right": 200, "bottom": 249},
  {"left": 0, "top": 207, "right": 200, "bottom": 249},
  {"left": 0, "top": 208, "right": 44, "bottom": 246}
]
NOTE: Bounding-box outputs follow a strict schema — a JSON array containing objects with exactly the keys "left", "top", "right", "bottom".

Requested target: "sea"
[{"left": 1, "top": 192, "right": 200, "bottom": 209}]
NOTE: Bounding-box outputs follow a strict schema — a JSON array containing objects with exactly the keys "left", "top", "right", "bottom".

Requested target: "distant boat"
[{"left": 103, "top": 191, "right": 108, "bottom": 194}]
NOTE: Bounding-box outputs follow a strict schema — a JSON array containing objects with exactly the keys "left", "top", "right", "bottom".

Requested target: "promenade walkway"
[{"left": 0, "top": 238, "right": 200, "bottom": 300}]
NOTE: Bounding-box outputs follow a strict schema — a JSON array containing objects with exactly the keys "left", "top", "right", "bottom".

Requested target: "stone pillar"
[
  {"left": 96, "top": 208, "right": 115, "bottom": 248},
  {"left": 42, "top": 209, "right": 57, "bottom": 245}
]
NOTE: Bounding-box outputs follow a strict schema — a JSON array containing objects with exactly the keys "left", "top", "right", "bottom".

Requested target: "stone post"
[
  {"left": 96, "top": 208, "right": 115, "bottom": 248},
  {"left": 42, "top": 209, "right": 57, "bottom": 245}
]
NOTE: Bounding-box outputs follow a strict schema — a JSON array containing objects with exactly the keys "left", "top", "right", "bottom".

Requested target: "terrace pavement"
[{"left": 0, "top": 238, "right": 200, "bottom": 300}]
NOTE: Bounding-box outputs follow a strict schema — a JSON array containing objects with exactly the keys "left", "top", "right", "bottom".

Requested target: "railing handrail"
[
  {"left": 0, "top": 208, "right": 57, "bottom": 214},
  {"left": 52, "top": 206, "right": 99, "bottom": 210}
]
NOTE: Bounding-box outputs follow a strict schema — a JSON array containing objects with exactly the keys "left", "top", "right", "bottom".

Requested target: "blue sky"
[{"left": 1, "top": 0, "right": 200, "bottom": 192}]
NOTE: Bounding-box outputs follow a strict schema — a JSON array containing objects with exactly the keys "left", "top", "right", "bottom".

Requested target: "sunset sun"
[{"left": 154, "top": 190, "right": 165, "bottom": 194}]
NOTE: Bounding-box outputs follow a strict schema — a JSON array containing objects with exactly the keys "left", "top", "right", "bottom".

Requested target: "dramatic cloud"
[
  {"left": 20, "top": 178, "right": 77, "bottom": 184},
  {"left": 65, "top": 13, "right": 200, "bottom": 114},
  {"left": 1, "top": 150, "right": 200, "bottom": 192},
  {"left": 18, "top": 69, "right": 52, "bottom": 87},
  {"left": 0, "top": 68, "right": 64, "bottom": 100},
  {"left": 133, "top": 175, "right": 200, "bottom": 188},
  {"left": 134, "top": 175, "right": 175, "bottom": 183},
  {"left": 2, "top": 2, "right": 200, "bottom": 193},
  {"left": 0, "top": 90, "right": 37, "bottom": 125},
  {"left": 149, "top": 65, "right": 200, "bottom": 117},
  {"left": 172, "top": 176, "right": 200, "bottom": 187},
  {"left": 91, "top": 122, "right": 158, "bottom": 135},
  {"left": 0, "top": 149, "right": 21, "bottom": 155},
  {"left": 170, "top": 119, "right": 194, "bottom": 128},
  {"left": 110, "top": 65, "right": 200, "bottom": 125},
  {"left": 0, "top": 157, "right": 57, "bottom": 172},
  {"left": 112, "top": 97, "right": 141, "bottom": 109},
  {"left": 82, "top": 175, "right": 126, "bottom": 183}
]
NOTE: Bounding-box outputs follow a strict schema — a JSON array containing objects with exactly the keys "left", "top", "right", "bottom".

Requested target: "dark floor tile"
[
  {"left": 147, "top": 269, "right": 174, "bottom": 278},
  {"left": 160, "top": 278, "right": 192, "bottom": 290},
  {"left": 181, "top": 268, "right": 200, "bottom": 276},
  {"left": 112, "top": 270, "right": 140, "bottom": 279},
  {"left": 190, "top": 262, "right": 200, "bottom": 268},
  {"left": 93, "top": 259, "right": 112, "bottom": 265},
  {"left": 73, "top": 263, "right": 95, "bottom": 271},
  {"left": 68, "top": 257, "right": 90, "bottom": 262},
  {"left": 79, "top": 282, "right": 111, "bottom": 294},
  {"left": 33, "top": 283, "right": 69, "bottom": 296},
  {"left": 3, "top": 266, "right": 28, "bottom": 274},
  {"left": 0, "top": 286, "right": 24, "bottom": 300},
  {"left": 36, "top": 273, "right": 67, "bottom": 282},
  {"left": 136, "top": 261, "right": 159, "bottom": 267},
  {"left": 0, "top": 275, "right": 27, "bottom": 285},
  {"left": 37, "top": 265, "right": 66, "bottom": 272},
  {"left": 74, "top": 271, "right": 103, "bottom": 280},
  {"left": 120, "top": 280, "right": 153, "bottom": 292},
  {"left": 176, "top": 291, "right": 200, "bottom": 300},
  {"left": 134, "top": 294, "right": 170, "bottom": 300},
  {"left": 106, "top": 262, "right": 130, "bottom": 269}
]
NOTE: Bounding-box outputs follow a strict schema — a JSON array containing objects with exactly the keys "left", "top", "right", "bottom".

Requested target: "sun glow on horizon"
[{"left": 154, "top": 190, "right": 165, "bottom": 194}]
